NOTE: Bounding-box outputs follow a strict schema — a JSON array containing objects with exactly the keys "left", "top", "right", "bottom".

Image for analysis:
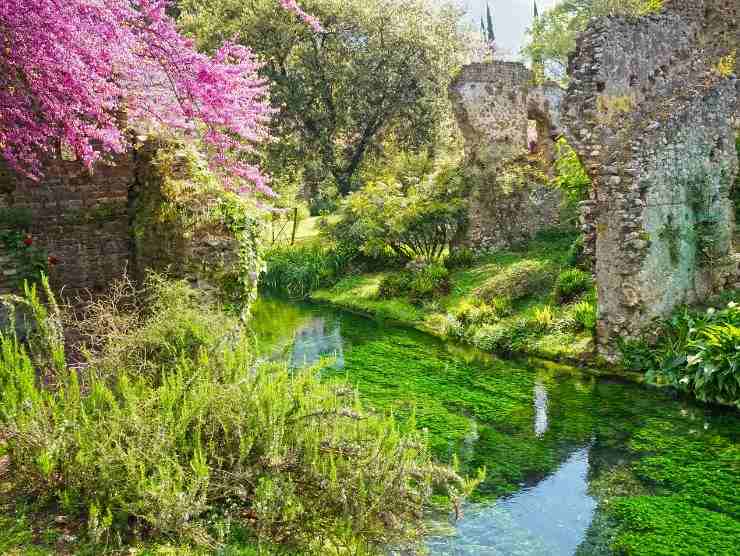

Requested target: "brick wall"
[{"left": 0, "top": 154, "right": 134, "bottom": 297}]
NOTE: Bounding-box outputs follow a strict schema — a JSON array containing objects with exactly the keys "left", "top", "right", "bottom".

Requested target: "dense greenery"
[
  {"left": 0, "top": 278, "right": 472, "bottom": 554},
  {"left": 324, "top": 155, "right": 470, "bottom": 263},
  {"left": 180, "top": 0, "right": 466, "bottom": 198},
  {"left": 312, "top": 229, "right": 598, "bottom": 362},
  {"left": 619, "top": 298, "right": 740, "bottom": 407}
]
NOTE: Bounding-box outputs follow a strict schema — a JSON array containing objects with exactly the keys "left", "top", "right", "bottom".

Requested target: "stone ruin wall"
[
  {"left": 0, "top": 143, "right": 247, "bottom": 307},
  {"left": 449, "top": 62, "right": 565, "bottom": 251},
  {"left": 0, "top": 154, "right": 134, "bottom": 297},
  {"left": 563, "top": 0, "right": 739, "bottom": 357}
]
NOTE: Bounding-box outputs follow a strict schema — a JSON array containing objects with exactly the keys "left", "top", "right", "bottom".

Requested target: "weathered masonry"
[
  {"left": 563, "top": 0, "right": 739, "bottom": 357},
  {"left": 0, "top": 142, "right": 255, "bottom": 305},
  {"left": 449, "top": 61, "right": 565, "bottom": 251}
]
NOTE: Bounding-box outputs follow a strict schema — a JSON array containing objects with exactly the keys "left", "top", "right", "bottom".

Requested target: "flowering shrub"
[{"left": 0, "top": 0, "right": 317, "bottom": 195}]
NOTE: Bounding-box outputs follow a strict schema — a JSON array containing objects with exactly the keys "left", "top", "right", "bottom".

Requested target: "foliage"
[
  {"left": 444, "top": 247, "right": 476, "bottom": 270},
  {"left": 552, "top": 268, "right": 593, "bottom": 304},
  {"left": 377, "top": 263, "right": 450, "bottom": 303},
  {"left": 132, "top": 142, "right": 264, "bottom": 313},
  {"left": 325, "top": 158, "right": 470, "bottom": 263},
  {"left": 619, "top": 300, "right": 740, "bottom": 407},
  {"left": 0, "top": 0, "right": 288, "bottom": 196},
  {"left": 0, "top": 228, "right": 48, "bottom": 290},
  {"left": 565, "top": 234, "right": 587, "bottom": 268},
  {"left": 524, "top": 0, "right": 664, "bottom": 83},
  {"left": 0, "top": 277, "right": 472, "bottom": 553},
  {"left": 572, "top": 297, "right": 597, "bottom": 332},
  {"left": 550, "top": 138, "right": 590, "bottom": 222},
  {"left": 261, "top": 243, "right": 353, "bottom": 298},
  {"left": 181, "top": 0, "right": 466, "bottom": 196},
  {"left": 475, "top": 260, "right": 555, "bottom": 303}
]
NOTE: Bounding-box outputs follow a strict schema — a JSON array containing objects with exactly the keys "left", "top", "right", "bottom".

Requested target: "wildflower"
[
  {"left": 23, "top": 235, "right": 33, "bottom": 246},
  {"left": 686, "top": 354, "right": 702, "bottom": 366},
  {"left": 706, "top": 307, "right": 716, "bottom": 316}
]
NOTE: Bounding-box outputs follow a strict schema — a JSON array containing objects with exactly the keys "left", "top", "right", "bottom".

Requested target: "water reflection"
[
  {"left": 533, "top": 380, "right": 549, "bottom": 438},
  {"left": 426, "top": 447, "right": 596, "bottom": 555},
  {"left": 289, "top": 317, "right": 344, "bottom": 369}
]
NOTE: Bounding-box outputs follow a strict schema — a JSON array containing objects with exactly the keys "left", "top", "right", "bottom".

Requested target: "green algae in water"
[{"left": 251, "top": 297, "right": 740, "bottom": 555}]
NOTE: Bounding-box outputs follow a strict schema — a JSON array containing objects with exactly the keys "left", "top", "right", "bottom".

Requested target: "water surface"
[{"left": 250, "top": 297, "right": 740, "bottom": 555}]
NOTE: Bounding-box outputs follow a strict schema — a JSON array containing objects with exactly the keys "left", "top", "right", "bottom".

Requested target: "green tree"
[
  {"left": 180, "top": 0, "right": 466, "bottom": 197},
  {"left": 523, "top": 0, "right": 663, "bottom": 83}
]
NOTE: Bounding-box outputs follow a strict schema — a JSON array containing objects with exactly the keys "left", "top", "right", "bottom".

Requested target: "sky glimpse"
[{"left": 455, "top": 0, "right": 561, "bottom": 59}]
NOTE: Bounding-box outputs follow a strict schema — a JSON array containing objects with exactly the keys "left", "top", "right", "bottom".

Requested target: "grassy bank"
[{"left": 310, "top": 229, "right": 598, "bottom": 366}]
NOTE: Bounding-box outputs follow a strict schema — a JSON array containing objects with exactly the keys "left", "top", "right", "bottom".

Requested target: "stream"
[{"left": 250, "top": 297, "right": 740, "bottom": 556}]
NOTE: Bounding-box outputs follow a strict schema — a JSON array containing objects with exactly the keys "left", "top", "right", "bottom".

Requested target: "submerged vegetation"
[{"left": 251, "top": 298, "right": 740, "bottom": 555}]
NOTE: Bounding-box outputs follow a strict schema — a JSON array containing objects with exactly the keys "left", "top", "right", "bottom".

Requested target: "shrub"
[
  {"left": 444, "top": 247, "right": 476, "bottom": 270},
  {"left": 325, "top": 159, "right": 470, "bottom": 264},
  {"left": 530, "top": 305, "right": 555, "bottom": 333},
  {"left": 454, "top": 298, "right": 512, "bottom": 327},
  {"left": 475, "top": 260, "right": 555, "bottom": 302},
  {"left": 262, "top": 243, "right": 352, "bottom": 298},
  {"left": 0, "top": 279, "right": 476, "bottom": 552},
  {"left": 378, "top": 264, "right": 450, "bottom": 302},
  {"left": 378, "top": 271, "right": 414, "bottom": 299},
  {"left": 552, "top": 268, "right": 593, "bottom": 304},
  {"left": 572, "top": 299, "right": 597, "bottom": 332},
  {"left": 621, "top": 300, "right": 740, "bottom": 407}
]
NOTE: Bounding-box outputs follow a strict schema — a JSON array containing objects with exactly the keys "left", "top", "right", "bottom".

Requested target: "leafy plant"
[
  {"left": 378, "top": 263, "right": 450, "bottom": 303},
  {"left": 0, "top": 277, "right": 476, "bottom": 552},
  {"left": 621, "top": 300, "right": 740, "bottom": 407},
  {"left": 552, "top": 268, "right": 593, "bottom": 304},
  {"left": 325, "top": 158, "right": 470, "bottom": 264}
]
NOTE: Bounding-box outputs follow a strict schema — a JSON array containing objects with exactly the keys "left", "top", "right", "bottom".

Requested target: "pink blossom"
[{"left": 0, "top": 0, "right": 320, "bottom": 197}]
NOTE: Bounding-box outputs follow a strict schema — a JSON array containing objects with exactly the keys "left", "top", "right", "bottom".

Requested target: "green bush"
[
  {"left": 572, "top": 299, "right": 597, "bottom": 332},
  {"left": 454, "top": 298, "right": 512, "bottom": 327},
  {"left": 378, "top": 264, "right": 450, "bottom": 302},
  {"left": 0, "top": 279, "right": 475, "bottom": 552},
  {"left": 565, "top": 235, "right": 587, "bottom": 268},
  {"left": 552, "top": 268, "right": 593, "bottom": 304},
  {"left": 475, "top": 260, "right": 555, "bottom": 302},
  {"left": 620, "top": 300, "right": 740, "bottom": 407},
  {"left": 262, "top": 243, "right": 352, "bottom": 298},
  {"left": 325, "top": 158, "right": 469, "bottom": 264},
  {"left": 444, "top": 247, "right": 476, "bottom": 270}
]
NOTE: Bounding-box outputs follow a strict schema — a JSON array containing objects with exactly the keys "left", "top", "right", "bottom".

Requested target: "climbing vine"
[{"left": 0, "top": 208, "right": 48, "bottom": 289}]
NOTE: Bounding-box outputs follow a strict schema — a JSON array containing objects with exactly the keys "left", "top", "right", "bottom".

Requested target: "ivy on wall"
[{"left": 0, "top": 208, "right": 48, "bottom": 290}]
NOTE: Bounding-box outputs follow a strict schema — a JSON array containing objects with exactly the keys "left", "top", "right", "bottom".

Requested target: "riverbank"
[{"left": 310, "top": 230, "right": 612, "bottom": 371}]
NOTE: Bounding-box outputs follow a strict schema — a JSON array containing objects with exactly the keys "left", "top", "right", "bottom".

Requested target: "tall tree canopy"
[
  {"left": 180, "top": 0, "right": 467, "bottom": 196},
  {"left": 0, "top": 0, "right": 317, "bottom": 195}
]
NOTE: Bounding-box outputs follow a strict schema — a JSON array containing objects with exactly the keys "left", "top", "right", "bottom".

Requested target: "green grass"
[{"left": 311, "top": 229, "right": 595, "bottom": 363}]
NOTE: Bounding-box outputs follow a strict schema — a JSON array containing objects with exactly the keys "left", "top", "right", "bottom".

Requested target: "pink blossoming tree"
[{"left": 0, "top": 0, "right": 319, "bottom": 196}]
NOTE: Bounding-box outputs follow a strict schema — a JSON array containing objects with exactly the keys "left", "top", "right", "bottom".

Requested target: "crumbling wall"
[
  {"left": 0, "top": 154, "right": 133, "bottom": 296},
  {"left": 449, "top": 62, "right": 565, "bottom": 250},
  {"left": 563, "top": 0, "right": 739, "bottom": 357},
  {"left": 0, "top": 142, "right": 257, "bottom": 309}
]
